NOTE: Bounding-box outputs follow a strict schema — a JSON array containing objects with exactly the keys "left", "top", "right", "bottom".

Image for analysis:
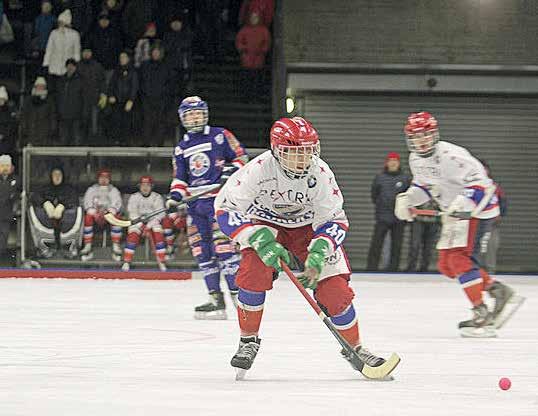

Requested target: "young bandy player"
[
  {"left": 215, "top": 116, "right": 395, "bottom": 374},
  {"left": 395, "top": 111, "right": 524, "bottom": 337}
]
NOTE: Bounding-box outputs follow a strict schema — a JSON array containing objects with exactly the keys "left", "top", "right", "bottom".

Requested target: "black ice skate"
[
  {"left": 194, "top": 291, "right": 227, "bottom": 320},
  {"left": 458, "top": 303, "right": 496, "bottom": 338},
  {"left": 340, "top": 344, "right": 400, "bottom": 380},
  {"left": 487, "top": 281, "right": 525, "bottom": 329},
  {"left": 230, "top": 336, "right": 261, "bottom": 380},
  {"left": 341, "top": 345, "right": 385, "bottom": 370}
]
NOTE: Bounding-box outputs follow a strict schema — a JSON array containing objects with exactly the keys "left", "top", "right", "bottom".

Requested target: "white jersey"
[
  {"left": 215, "top": 150, "right": 348, "bottom": 253},
  {"left": 126, "top": 191, "right": 165, "bottom": 221},
  {"left": 408, "top": 141, "right": 499, "bottom": 219},
  {"left": 83, "top": 184, "right": 122, "bottom": 213}
]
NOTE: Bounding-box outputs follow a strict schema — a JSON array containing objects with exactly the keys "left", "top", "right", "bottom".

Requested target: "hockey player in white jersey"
[
  {"left": 121, "top": 176, "right": 167, "bottom": 271},
  {"left": 395, "top": 112, "right": 524, "bottom": 337},
  {"left": 215, "top": 117, "right": 397, "bottom": 374}
]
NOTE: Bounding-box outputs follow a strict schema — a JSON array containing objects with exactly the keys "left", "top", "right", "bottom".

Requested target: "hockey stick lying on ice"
[
  {"left": 104, "top": 184, "right": 222, "bottom": 228},
  {"left": 280, "top": 262, "right": 401, "bottom": 380},
  {"left": 410, "top": 208, "right": 472, "bottom": 220}
]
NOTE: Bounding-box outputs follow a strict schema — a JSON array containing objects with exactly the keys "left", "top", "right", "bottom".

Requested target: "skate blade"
[
  {"left": 494, "top": 295, "right": 525, "bottom": 329},
  {"left": 194, "top": 310, "right": 228, "bottom": 320},
  {"left": 361, "top": 353, "right": 401, "bottom": 380},
  {"left": 459, "top": 325, "right": 497, "bottom": 338},
  {"left": 235, "top": 368, "right": 247, "bottom": 381}
]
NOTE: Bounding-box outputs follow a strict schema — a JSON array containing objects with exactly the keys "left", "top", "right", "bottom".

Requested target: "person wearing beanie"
[
  {"left": 43, "top": 8, "right": 81, "bottom": 91},
  {"left": 0, "top": 154, "right": 20, "bottom": 265},
  {"left": 56, "top": 58, "right": 83, "bottom": 145},
  {"left": 28, "top": 164, "right": 81, "bottom": 259},
  {"left": 22, "top": 76, "right": 57, "bottom": 146},
  {"left": 87, "top": 11, "right": 124, "bottom": 72},
  {"left": 0, "top": 86, "right": 17, "bottom": 157},
  {"left": 366, "top": 151, "right": 411, "bottom": 271},
  {"left": 134, "top": 21, "right": 160, "bottom": 68},
  {"left": 33, "top": 1, "right": 57, "bottom": 58}
]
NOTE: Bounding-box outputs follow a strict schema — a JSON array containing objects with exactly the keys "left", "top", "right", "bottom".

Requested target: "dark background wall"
[{"left": 284, "top": 1, "right": 538, "bottom": 65}]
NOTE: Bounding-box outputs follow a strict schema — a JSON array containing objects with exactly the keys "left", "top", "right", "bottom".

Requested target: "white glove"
[
  {"left": 166, "top": 198, "right": 182, "bottom": 209},
  {"left": 43, "top": 201, "right": 55, "bottom": 218},
  {"left": 394, "top": 192, "right": 414, "bottom": 221},
  {"left": 53, "top": 204, "right": 65, "bottom": 219}
]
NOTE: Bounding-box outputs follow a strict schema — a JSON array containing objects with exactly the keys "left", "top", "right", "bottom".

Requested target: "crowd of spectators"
[{"left": 0, "top": 0, "right": 275, "bottom": 159}]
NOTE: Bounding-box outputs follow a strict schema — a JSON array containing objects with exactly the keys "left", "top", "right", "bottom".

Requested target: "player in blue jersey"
[{"left": 166, "top": 96, "right": 249, "bottom": 319}]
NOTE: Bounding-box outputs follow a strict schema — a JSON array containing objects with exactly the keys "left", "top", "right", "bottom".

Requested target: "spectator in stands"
[
  {"left": 0, "top": 86, "right": 17, "bottom": 158},
  {"left": 134, "top": 22, "right": 159, "bottom": 68},
  {"left": 366, "top": 152, "right": 410, "bottom": 271},
  {"left": 28, "top": 164, "right": 82, "bottom": 259},
  {"left": 139, "top": 43, "right": 171, "bottom": 146},
  {"left": 80, "top": 168, "right": 123, "bottom": 261},
  {"left": 239, "top": 0, "right": 274, "bottom": 27},
  {"left": 78, "top": 46, "right": 105, "bottom": 143},
  {"left": 121, "top": 0, "right": 157, "bottom": 48},
  {"left": 156, "top": 0, "right": 193, "bottom": 34},
  {"left": 480, "top": 159, "right": 508, "bottom": 274},
  {"left": 197, "top": 0, "right": 224, "bottom": 63},
  {"left": 0, "top": 154, "right": 20, "bottom": 266},
  {"left": 100, "top": 0, "right": 124, "bottom": 30},
  {"left": 53, "top": 0, "right": 93, "bottom": 38},
  {"left": 42, "top": 9, "right": 80, "bottom": 93},
  {"left": 56, "top": 58, "right": 83, "bottom": 145},
  {"left": 31, "top": 1, "right": 57, "bottom": 60},
  {"left": 235, "top": 11, "right": 271, "bottom": 102},
  {"left": 87, "top": 11, "right": 123, "bottom": 78},
  {"left": 121, "top": 176, "right": 167, "bottom": 271},
  {"left": 162, "top": 13, "right": 193, "bottom": 91},
  {"left": 105, "top": 50, "right": 138, "bottom": 145},
  {"left": 22, "top": 76, "right": 57, "bottom": 146},
  {"left": 405, "top": 200, "right": 440, "bottom": 272}
]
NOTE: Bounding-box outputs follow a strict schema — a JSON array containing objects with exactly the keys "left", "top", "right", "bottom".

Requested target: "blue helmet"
[{"left": 178, "top": 96, "right": 208, "bottom": 132}]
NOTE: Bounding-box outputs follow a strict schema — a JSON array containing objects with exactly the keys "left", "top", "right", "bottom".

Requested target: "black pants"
[
  {"left": 0, "top": 220, "right": 10, "bottom": 256},
  {"left": 142, "top": 99, "right": 167, "bottom": 146},
  {"left": 367, "top": 221, "right": 405, "bottom": 271},
  {"left": 407, "top": 221, "right": 439, "bottom": 272},
  {"left": 58, "top": 119, "right": 82, "bottom": 146}
]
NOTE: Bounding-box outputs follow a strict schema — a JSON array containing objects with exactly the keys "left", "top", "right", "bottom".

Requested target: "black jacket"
[
  {"left": 0, "top": 173, "right": 20, "bottom": 221},
  {"left": 371, "top": 168, "right": 411, "bottom": 224},
  {"left": 32, "top": 167, "right": 78, "bottom": 209},
  {"left": 22, "top": 95, "right": 57, "bottom": 146},
  {"left": 88, "top": 24, "right": 124, "bottom": 70},
  {"left": 57, "top": 71, "right": 83, "bottom": 120},
  {"left": 78, "top": 58, "right": 105, "bottom": 107},
  {"left": 107, "top": 64, "right": 139, "bottom": 103},
  {"left": 139, "top": 58, "right": 171, "bottom": 102},
  {"left": 0, "top": 104, "right": 18, "bottom": 156}
]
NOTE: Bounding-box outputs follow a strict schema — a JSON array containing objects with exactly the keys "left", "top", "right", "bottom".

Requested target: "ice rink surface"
[{"left": 0, "top": 274, "right": 536, "bottom": 416}]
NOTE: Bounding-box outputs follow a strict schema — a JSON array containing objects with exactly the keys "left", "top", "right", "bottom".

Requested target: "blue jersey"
[{"left": 170, "top": 125, "right": 247, "bottom": 199}]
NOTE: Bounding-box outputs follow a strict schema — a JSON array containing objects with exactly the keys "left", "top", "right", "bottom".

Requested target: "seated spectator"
[
  {"left": 235, "top": 12, "right": 271, "bottom": 101},
  {"left": 0, "top": 86, "right": 18, "bottom": 157},
  {"left": 78, "top": 47, "right": 105, "bottom": 143},
  {"left": 0, "top": 155, "right": 20, "bottom": 266},
  {"left": 42, "top": 9, "right": 81, "bottom": 93},
  {"left": 31, "top": 1, "right": 57, "bottom": 60},
  {"left": 134, "top": 22, "right": 159, "bottom": 68},
  {"left": 22, "top": 76, "right": 57, "bottom": 146},
  {"left": 121, "top": 176, "right": 167, "bottom": 271},
  {"left": 162, "top": 14, "right": 193, "bottom": 91},
  {"left": 80, "top": 169, "right": 123, "bottom": 261},
  {"left": 239, "top": 0, "right": 274, "bottom": 27},
  {"left": 28, "top": 165, "right": 82, "bottom": 259},
  {"left": 104, "top": 50, "right": 138, "bottom": 145},
  {"left": 57, "top": 58, "right": 83, "bottom": 145},
  {"left": 139, "top": 43, "right": 171, "bottom": 145},
  {"left": 87, "top": 12, "right": 123, "bottom": 75}
]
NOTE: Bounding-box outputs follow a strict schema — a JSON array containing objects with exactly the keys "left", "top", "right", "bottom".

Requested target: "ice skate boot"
[
  {"left": 194, "top": 291, "right": 227, "bottom": 320},
  {"left": 158, "top": 262, "right": 167, "bottom": 271},
  {"left": 341, "top": 345, "right": 386, "bottom": 370},
  {"left": 111, "top": 243, "right": 122, "bottom": 262},
  {"left": 340, "top": 344, "right": 400, "bottom": 380},
  {"left": 487, "top": 281, "right": 525, "bottom": 329},
  {"left": 231, "top": 336, "right": 261, "bottom": 380},
  {"left": 230, "top": 290, "right": 239, "bottom": 309},
  {"left": 121, "top": 262, "right": 130, "bottom": 271},
  {"left": 80, "top": 244, "right": 93, "bottom": 261},
  {"left": 458, "top": 303, "right": 496, "bottom": 338}
]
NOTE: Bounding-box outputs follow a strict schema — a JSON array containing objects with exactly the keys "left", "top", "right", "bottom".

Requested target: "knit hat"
[
  {"left": 0, "top": 154, "right": 12, "bottom": 166},
  {"left": 145, "top": 22, "right": 157, "bottom": 32},
  {"left": 34, "top": 76, "right": 47, "bottom": 87},
  {"left": 0, "top": 86, "right": 8, "bottom": 101},
  {"left": 58, "top": 9, "right": 72, "bottom": 25},
  {"left": 385, "top": 151, "right": 400, "bottom": 162}
]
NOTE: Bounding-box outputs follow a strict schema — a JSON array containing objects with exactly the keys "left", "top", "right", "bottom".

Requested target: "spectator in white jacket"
[{"left": 42, "top": 9, "right": 81, "bottom": 93}]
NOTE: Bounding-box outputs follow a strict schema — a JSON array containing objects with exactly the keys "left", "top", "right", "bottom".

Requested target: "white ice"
[{"left": 0, "top": 274, "right": 537, "bottom": 416}]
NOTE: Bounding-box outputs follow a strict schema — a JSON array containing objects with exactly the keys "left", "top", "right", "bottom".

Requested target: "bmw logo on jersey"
[{"left": 189, "top": 152, "right": 211, "bottom": 177}]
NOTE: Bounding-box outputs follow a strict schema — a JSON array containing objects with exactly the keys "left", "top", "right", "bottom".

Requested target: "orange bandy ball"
[{"left": 499, "top": 377, "right": 511, "bottom": 390}]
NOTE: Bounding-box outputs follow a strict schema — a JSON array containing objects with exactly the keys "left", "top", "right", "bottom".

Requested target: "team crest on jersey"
[
  {"left": 324, "top": 250, "right": 341, "bottom": 265},
  {"left": 307, "top": 175, "right": 317, "bottom": 188},
  {"left": 272, "top": 202, "right": 305, "bottom": 218},
  {"left": 215, "top": 133, "right": 224, "bottom": 144},
  {"left": 174, "top": 146, "right": 183, "bottom": 156},
  {"left": 189, "top": 152, "right": 211, "bottom": 177}
]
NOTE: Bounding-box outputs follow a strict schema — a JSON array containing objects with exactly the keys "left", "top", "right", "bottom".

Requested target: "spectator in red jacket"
[{"left": 239, "top": 0, "right": 274, "bottom": 27}]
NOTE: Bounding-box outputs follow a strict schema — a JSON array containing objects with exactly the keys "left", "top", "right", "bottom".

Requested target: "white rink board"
[{"left": 0, "top": 275, "right": 536, "bottom": 416}]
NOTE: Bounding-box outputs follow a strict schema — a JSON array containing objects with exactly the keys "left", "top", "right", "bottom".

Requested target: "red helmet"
[
  {"left": 96, "top": 168, "right": 111, "bottom": 180},
  {"left": 404, "top": 112, "right": 439, "bottom": 158},
  {"left": 270, "top": 117, "right": 320, "bottom": 179}
]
